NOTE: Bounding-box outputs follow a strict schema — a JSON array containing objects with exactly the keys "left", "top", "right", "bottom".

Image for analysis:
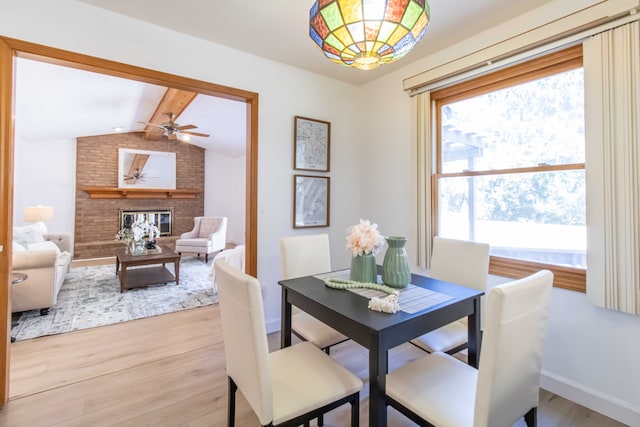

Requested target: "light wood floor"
[{"left": 1, "top": 306, "right": 627, "bottom": 426}]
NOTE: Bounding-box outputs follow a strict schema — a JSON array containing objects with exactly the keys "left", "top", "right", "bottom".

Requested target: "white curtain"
[
  {"left": 585, "top": 21, "right": 640, "bottom": 315},
  {"left": 414, "top": 92, "right": 434, "bottom": 268}
]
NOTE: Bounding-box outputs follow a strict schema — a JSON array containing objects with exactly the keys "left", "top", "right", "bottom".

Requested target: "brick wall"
[{"left": 74, "top": 132, "right": 204, "bottom": 259}]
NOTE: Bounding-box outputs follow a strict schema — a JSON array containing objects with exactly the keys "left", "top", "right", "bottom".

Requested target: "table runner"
[{"left": 314, "top": 269, "right": 454, "bottom": 314}]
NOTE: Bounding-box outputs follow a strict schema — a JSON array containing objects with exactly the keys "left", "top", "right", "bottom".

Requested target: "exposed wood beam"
[{"left": 143, "top": 88, "right": 197, "bottom": 141}]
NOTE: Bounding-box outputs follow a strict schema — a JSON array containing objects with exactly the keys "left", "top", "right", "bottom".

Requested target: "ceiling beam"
[
  {"left": 143, "top": 88, "right": 197, "bottom": 141},
  {"left": 123, "top": 154, "right": 149, "bottom": 185}
]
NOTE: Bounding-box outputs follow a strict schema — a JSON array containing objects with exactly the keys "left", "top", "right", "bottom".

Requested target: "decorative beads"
[{"left": 324, "top": 278, "right": 399, "bottom": 296}]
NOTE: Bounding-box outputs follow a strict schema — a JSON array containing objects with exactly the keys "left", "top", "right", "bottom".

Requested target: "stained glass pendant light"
[{"left": 309, "top": 0, "right": 430, "bottom": 70}]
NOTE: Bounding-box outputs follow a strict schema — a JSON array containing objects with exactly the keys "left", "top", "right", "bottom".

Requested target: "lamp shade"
[
  {"left": 309, "top": 0, "right": 430, "bottom": 70},
  {"left": 24, "top": 205, "right": 55, "bottom": 223}
]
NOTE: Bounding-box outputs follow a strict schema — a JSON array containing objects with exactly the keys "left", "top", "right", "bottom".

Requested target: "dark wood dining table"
[{"left": 279, "top": 268, "right": 483, "bottom": 427}]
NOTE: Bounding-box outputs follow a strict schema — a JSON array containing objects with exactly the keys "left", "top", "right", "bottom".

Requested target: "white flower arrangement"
[
  {"left": 116, "top": 216, "right": 159, "bottom": 243},
  {"left": 345, "top": 219, "right": 385, "bottom": 257}
]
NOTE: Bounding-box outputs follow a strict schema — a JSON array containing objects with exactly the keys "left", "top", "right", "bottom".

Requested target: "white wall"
[
  {"left": 0, "top": 0, "right": 365, "bottom": 331},
  {"left": 359, "top": 2, "right": 640, "bottom": 426},
  {"left": 204, "top": 152, "right": 246, "bottom": 245},
  {"left": 12, "top": 136, "right": 76, "bottom": 237}
]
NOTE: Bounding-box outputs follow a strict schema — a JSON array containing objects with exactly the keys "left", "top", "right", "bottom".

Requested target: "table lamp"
[{"left": 24, "top": 205, "right": 55, "bottom": 234}]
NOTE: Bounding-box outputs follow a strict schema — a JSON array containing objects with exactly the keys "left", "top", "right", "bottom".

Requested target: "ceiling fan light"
[
  {"left": 309, "top": 0, "right": 430, "bottom": 70},
  {"left": 181, "top": 134, "right": 191, "bottom": 142}
]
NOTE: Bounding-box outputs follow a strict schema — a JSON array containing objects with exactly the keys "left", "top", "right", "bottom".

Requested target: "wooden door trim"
[{"left": 0, "top": 36, "right": 259, "bottom": 407}]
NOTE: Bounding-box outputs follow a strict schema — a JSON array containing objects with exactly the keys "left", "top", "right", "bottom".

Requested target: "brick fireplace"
[{"left": 74, "top": 132, "right": 204, "bottom": 259}]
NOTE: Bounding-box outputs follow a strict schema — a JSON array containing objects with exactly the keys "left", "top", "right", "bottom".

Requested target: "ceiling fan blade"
[
  {"left": 181, "top": 130, "right": 210, "bottom": 137},
  {"left": 176, "top": 124, "right": 197, "bottom": 130}
]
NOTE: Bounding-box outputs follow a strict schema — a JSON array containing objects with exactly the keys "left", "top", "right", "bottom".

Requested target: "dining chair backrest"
[
  {"left": 430, "top": 236, "right": 490, "bottom": 291},
  {"left": 474, "top": 269, "right": 553, "bottom": 427},
  {"left": 430, "top": 236, "right": 490, "bottom": 327},
  {"left": 215, "top": 258, "right": 273, "bottom": 425},
  {"left": 280, "top": 233, "right": 331, "bottom": 279}
]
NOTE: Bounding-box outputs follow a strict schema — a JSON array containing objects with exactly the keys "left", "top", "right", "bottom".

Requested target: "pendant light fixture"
[{"left": 309, "top": 0, "right": 430, "bottom": 70}]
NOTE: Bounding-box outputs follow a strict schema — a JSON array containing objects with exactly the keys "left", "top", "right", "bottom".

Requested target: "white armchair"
[{"left": 175, "top": 216, "right": 227, "bottom": 263}]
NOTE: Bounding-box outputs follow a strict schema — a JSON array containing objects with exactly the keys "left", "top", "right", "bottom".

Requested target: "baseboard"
[{"left": 541, "top": 370, "right": 640, "bottom": 426}]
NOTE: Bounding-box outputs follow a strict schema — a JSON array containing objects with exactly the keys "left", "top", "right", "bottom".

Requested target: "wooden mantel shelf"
[{"left": 82, "top": 186, "right": 200, "bottom": 199}]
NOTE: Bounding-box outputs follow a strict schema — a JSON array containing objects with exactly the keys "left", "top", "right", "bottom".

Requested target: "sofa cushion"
[
  {"left": 198, "top": 218, "right": 220, "bottom": 238},
  {"left": 13, "top": 224, "right": 45, "bottom": 247},
  {"left": 27, "top": 241, "right": 61, "bottom": 254},
  {"left": 13, "top": 241, "right": 26, "bottom": 252}
]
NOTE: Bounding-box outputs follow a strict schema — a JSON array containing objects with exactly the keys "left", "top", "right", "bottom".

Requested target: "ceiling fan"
[
  {"left": 138, "top": 112, "right": 210, "bottom": 141},
  {"left": 123, "top": 167, "right": 153, "bottom": 183}
]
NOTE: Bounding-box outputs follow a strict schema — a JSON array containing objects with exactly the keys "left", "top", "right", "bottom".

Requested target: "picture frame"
[
  {"left": 118, "top": 148, "right": 176, "bottom": 189},
  {"left": 294, "top": 116, "right": 330, "bottom": 172},
  {"left": 293, "top": 175, "right": 330, "bottom": 228}
]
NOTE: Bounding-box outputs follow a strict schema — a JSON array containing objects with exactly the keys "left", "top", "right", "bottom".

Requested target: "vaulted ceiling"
[{"left": 14, "top": 0, "right": 557, "bottom": 156}]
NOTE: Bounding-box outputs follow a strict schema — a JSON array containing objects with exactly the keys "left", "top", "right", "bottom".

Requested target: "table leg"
[
  {"left": 120, "top": 265, "right": 126, "bottom": 293},
  {"left": 468, "top": 296, "right": 482, "bottom": 368},
  {"left": 174, "top": 259, "right": 180, "bottom": 285},
  {"left": 115, "top": 257, "right": 120, "bottom": 276},
  {"left": 280, "top": 288, "right": 292, "bottom": 349},
  {"left": 368, "top": 340, "right": 388, "bottom": 427}
]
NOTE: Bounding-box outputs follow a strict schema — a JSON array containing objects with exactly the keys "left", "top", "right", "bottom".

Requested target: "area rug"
[{"left": 11, "top": 256, "right": 217, "bottom": 341}]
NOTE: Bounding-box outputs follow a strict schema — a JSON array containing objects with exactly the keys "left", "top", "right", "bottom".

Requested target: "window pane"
[
  {"left": 441, "top": 69, "right": 584, "bottom": 173},
  {"left": 438, "top": 170, "right": 586, "bottom": 268}
]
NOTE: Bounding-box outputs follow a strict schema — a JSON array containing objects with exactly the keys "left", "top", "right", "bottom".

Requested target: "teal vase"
[
  {"left": 350, "top": 253, "right": 377, "bottom": 283},
  {"left": 382, "top": 236, "right": 411, "bottom": 288}
]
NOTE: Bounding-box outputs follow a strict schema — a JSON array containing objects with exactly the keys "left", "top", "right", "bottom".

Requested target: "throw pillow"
[
  {"left": 13, "top": 224, "right": 45, "bottom": 247},
  {"left": 198, "top": 218, "right": 220, "bottom": 238}
]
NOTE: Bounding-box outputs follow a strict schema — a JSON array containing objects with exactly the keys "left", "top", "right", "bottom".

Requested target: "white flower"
[
  {"left": 346, "top": 219, "right": 385, "bottom": 256},
  {"left": 119, "top": 218, "right": 159, "bottom": 242}
]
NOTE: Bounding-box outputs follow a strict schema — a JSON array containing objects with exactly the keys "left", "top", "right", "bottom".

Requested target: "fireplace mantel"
[{"left": 82, "top": 186, "right": 200, "bottom": 199}]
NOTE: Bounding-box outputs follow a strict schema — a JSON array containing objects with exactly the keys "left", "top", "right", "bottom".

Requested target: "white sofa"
[{"left": 11, "top": 229, "right": 72, "bottom": 315}]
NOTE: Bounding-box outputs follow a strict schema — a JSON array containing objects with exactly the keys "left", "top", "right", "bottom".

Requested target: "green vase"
[
  {"left": 350, "top": 253, "right": 377, "bottom": 283},
  {"left": 382, "top": 236, "right": 411, "bottom": 288}
]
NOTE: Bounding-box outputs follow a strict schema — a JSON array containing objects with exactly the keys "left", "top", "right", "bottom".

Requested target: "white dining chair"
[
  {"left": 387, "top": 269, "right": 553, "bottom": 427},
  {"left": 411, "top": 236, "right": 490, "bottom": 355},
  {"left": 209, "top": 244, "right": 245, "bottom": 294},
  {"left": 215, "top": 258, "right": 363, "bottom": 427},
  {"left": 280, "top": 234, "right": 349, "bottom": 353}
]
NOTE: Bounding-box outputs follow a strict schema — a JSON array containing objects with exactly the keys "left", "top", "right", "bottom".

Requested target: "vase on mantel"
[
  {"left": 350, "top": 252, "right": 377, "bottom": 283},
  {"left": 382, "top": 236, "right": 411, "bottom": 288}
]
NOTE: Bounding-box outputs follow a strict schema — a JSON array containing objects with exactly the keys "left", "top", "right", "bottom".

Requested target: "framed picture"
[
  {"left": 294, "top": 116, "right": 330, "bottom": 172},
  {"left": 293, "top": 175, "right": 330, "bottom": 228}
]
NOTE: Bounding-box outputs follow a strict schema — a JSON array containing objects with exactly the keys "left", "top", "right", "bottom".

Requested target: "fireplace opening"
[{"left": 120, "top": 208, "right": 173, "bottom": 237}]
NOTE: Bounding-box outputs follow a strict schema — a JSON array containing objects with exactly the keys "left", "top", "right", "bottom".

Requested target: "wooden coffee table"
[{"left": 115, "top": 245, "right": 181, "bottom": 293}]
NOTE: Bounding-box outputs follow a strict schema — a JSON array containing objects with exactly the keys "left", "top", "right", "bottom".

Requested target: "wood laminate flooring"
[{"left": 0, "top": 306, "right": 628, "bottom": 426}]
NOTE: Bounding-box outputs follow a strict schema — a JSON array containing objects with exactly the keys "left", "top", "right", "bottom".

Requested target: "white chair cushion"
[
  {"left": 386, "top": 352, "right": 477, "bottom": 427},
  {"left": 411, "top": 319, "right": 468, "bottom": 353},
  {"left": 269, "top": 341, "right": 362, "bottom": 425},
  {"left": 292, "top": 311, "right": 348, "bottom": 350},
  {"left": 176, "top": 238, "right": 212, "bottom": 249},
  {"left": 198, "top": 218, "right": 220, "bottom": 238}
]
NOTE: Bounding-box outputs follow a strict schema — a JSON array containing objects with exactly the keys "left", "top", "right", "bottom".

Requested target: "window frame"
[{"left": 430, "top": 45, "right": 586, "bottom": 292}]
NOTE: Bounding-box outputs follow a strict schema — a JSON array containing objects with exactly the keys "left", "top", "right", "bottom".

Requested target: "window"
[{"left": 431, "top": 46, "right": 586, "bottom": 292}]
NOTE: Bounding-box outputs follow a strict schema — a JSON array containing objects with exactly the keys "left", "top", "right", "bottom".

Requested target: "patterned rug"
[{"left": 11, "top": 256, "right": 217, "bottom": 341}]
